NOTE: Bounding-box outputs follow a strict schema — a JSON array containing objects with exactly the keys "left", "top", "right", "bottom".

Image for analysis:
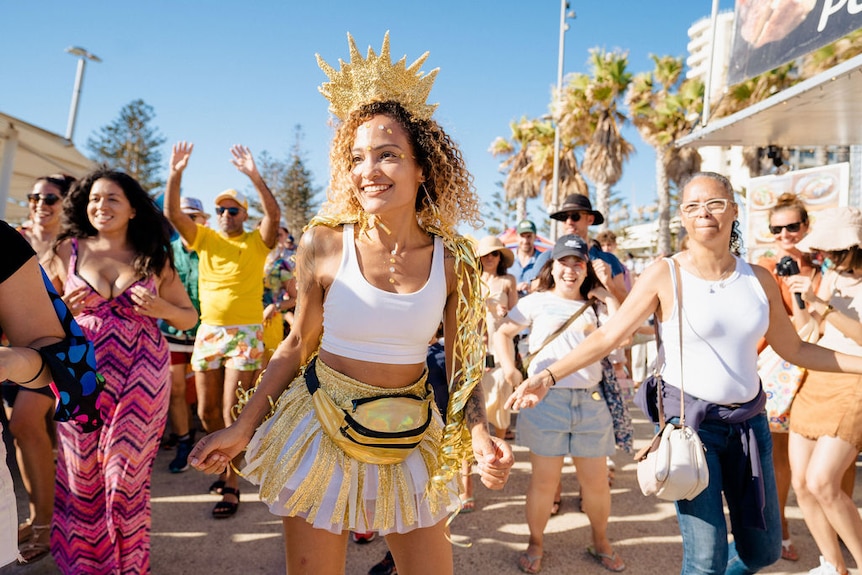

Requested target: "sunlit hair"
[
  {"left": 768, "top": 192, "right": 809, "bottom": 226},
  {"left": 320, "top": 100, "right": 480, "bottom": 235},
  {"left": 34, "top": 174, "right": 77, "bottom": 197},
  {"left": 826, "top": 246, "right": 862, "bottom": 271},
  {"left": 56, "top": 166, "right": 173, "bottom": 278},
  {"left": 680, "top": 171, "right": 744, "bottom": 256},
  {"left": 595, "top": 230, "right": 616, "bottom": 245},
  {"left": 535, "top": 256, "right": 600, "bottom": 298}
]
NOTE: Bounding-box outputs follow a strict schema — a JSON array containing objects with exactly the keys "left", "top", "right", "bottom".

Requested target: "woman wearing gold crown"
[{"left": 190, "top": 33, "right": 513, "bottom": 574}]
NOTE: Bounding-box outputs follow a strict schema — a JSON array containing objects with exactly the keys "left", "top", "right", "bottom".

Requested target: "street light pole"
[
  {"left": 65, "top": 46, "right": 102, "bottom": 141},
  {"left": 550, "top": 2, "right": 574, "bottom": 240}
]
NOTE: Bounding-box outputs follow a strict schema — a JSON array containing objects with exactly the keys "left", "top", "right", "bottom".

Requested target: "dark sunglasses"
[
  {"left": 27, "top": 193, "right": 61, "bottom": 206},
  {"left": 553, "top": 212, "right": 582, "bottom": 222},
  {"left": 769, "top": 221, "right": 803, "bottom": 235},
  {"left": 215, "top": 206, "right": 241, "bottom": 216}
]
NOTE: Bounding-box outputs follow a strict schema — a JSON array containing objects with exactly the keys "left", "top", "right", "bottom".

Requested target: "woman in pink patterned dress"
[{"left": 48, "top": 168, "right": 197, "bottom": 574}]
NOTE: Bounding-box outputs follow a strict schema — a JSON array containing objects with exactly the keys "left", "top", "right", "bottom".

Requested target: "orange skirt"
[{"left": 789, "top": 370, "right": 862, "bottom": 450}]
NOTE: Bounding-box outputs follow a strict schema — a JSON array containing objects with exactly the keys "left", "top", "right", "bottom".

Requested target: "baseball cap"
[
  {"left": 551, "top": 234, "right": 589, "bottom": 261},
  {"left": 214, "top": 189, "right": 248, "bottom": 211},
  {"left": 516, "top": 220, "right": 537, "bottom": 235},
  {"left": 180, "top": 197, "right": 208, "bottom": 218}
]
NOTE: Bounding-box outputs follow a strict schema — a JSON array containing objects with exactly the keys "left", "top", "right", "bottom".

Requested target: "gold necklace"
[{"left": 687, "top": 253, "right": 736, "bottom": 294}]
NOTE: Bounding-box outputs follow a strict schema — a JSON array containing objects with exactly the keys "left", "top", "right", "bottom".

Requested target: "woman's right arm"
[{"left": 190, "top": 228, "right": 328, "bottom": 474}]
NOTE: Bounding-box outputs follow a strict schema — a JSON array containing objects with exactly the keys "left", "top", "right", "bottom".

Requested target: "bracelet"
[
  {"left": 544, "top": 367, "right": 557, "bottom": 387},
  {"left": 822, "top": 304, "right": 835, "bottom": 320},
  {"left": 15, "top": 349, "right": 46, "bottom": 385}
]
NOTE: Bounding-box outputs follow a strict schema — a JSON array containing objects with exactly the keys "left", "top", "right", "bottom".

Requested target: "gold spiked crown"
[{"left": 316, "top": 32, "right": 439, "bottom": 121}]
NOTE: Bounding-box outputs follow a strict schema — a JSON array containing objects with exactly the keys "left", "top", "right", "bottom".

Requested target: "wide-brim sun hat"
[
  {"left": 550, "top": 194, "right": 605, "bottom": 226},
  {"left": 796, "top": 207, "right": 862, "bottom": 252},
  {"left": 476, "top": 236, "right": 514, "bottom": 269}
]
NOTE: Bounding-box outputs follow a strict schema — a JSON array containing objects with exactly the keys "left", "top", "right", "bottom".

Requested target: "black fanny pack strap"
[{"left": 304, "top": 357, "right": 321, "bottom": 395}]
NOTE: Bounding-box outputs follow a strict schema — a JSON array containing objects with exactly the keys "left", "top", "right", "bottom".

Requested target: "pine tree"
[
  {"left": 483, "top": 184, "right": 518, "bottom": 236},
  {"left": 86, "top": 99, "right": 167, "bottom": 193}
]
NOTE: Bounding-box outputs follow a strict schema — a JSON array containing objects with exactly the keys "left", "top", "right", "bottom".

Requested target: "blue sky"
[{"left": 2, "top": 0, "right": 734, "bottom": 233}]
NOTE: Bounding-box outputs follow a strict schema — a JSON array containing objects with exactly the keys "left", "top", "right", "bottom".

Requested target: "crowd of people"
[{"left": 2, "top": 32, "right": 862, "bottom": 575}]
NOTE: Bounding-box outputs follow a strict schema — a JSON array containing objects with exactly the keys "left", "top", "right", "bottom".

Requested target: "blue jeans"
[{"left": 674, "top": 413, "right": 781, "bottom": 574}]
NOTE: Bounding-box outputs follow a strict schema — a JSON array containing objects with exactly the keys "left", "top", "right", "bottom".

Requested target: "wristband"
[{"left": 544, "top": 367, "right": 557, "bottom": 387}]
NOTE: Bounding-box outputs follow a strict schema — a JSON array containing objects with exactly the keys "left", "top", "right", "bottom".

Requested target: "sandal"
[
  {"left": 17, "top": 524, "right": 51, "bottom": 565},
  {"left": 587, "top": 545, "right": 626, "bottom": 572},
  {"left": 212, "top": 487, "right": 240, "bottom": 519},
  {"left": 517, "top": 550, "right": 543, "bottom": 574},
  {"left": 550, "top": 499, "right": 561, "bottom": 516},
  {"left": 208, "top": 479, "right": 226, "bottom": 495},
  {"left": 459, "top": 496, "right": 475, "bottom": 514},
  {"left": 781, "top": 539, "right": 799, "bottom": 562},
  {"left": 17, "top": 521, "right": 32, "bottom": 545}
]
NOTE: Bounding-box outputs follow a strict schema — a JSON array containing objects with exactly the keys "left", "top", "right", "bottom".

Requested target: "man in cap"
[
  {"left": 164, "top": 142, "right": 280, "bottom": 518},
  {"left": 549, "top": 194, "right": 628, "bottom": 302},
  {"left": 510, "top": 219, "right": 547, "bottom": 297},
  {"left": 159, "top": 197, "right": 209, "bottom": 473}
]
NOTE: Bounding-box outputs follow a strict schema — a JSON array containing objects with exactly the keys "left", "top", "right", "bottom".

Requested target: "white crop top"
[
  {"left": 320, "top": 224, "right": 447, "bottom": 364},
  {"left": 658, "top": 256, "right": 769, "bottom": 405}
]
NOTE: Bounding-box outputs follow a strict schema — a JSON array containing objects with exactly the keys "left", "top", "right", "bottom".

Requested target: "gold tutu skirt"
[{"left": 242, "top": 358, "right": 458, "bottom": 534}]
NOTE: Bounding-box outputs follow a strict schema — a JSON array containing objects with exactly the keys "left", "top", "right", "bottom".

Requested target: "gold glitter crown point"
[{"left": 316, "top": 31, "right": 439, "bottom": 121}]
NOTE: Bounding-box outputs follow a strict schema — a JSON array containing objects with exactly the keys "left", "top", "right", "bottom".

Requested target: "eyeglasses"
[
  {"left": 553, "top": 212, "right": 582, "bottom": 222},
  {"left": 680, "top": 198, "right": 732, "bottom": 217},
  {"left": 215, "top": 206, "right": 241, "bottom": 216},
  {"left": 27, "top": 193, "right": 61, "bottom": 206},
  {"left": 769, "top": 221, "right": 804, "bottom": 235}
]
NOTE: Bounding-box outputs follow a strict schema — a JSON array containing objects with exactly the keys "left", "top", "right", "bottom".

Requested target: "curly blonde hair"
[{"left": 319, "top": 100, "right": 481, "bottom": 235}]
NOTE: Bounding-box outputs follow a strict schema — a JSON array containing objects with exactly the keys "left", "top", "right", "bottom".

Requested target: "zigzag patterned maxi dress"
[{"left": 51, "top": 239, "right": 170, "bottom": 574}]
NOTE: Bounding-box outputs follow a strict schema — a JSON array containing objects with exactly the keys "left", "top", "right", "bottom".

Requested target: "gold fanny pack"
[{"left": 304, "top": 358, "right": 434, "bottom": 465}]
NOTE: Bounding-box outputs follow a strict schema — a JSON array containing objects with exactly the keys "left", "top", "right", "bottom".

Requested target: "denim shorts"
[{"left": 517, "top": 385, "right": 615, "bottom": 458}]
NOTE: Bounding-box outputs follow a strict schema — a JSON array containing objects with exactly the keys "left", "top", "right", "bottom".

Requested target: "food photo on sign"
[{"left": 745, "top": 162, "right": 850, "bottom": 263}]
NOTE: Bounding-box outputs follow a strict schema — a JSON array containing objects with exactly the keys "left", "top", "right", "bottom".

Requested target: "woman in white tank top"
[
  {"left": 507, "top": 172, "right": 862, "bottom": 575},
  {"left": 190, "top": 35, "right": 514, "bottom": 575}
]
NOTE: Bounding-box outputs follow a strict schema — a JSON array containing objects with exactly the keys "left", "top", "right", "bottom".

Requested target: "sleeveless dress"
[{"left": 51, "top": 239, "right": 170, "bottom": 575}]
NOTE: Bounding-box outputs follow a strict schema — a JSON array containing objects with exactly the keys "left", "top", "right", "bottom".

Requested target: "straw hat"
[
  {"left": 796, "top": 207, "right": 862, "bottom": 252},
  {"left": 476, "top": 236, "right": 514, "bottom": 269}
]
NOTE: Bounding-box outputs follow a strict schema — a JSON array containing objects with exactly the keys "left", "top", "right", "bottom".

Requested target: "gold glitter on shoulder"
[{"left": 316, "top": 31, "right": 439, "bottom": 121}]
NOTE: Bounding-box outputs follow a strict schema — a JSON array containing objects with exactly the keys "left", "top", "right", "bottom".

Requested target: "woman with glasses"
[
  {"left": 787, "top": 207, "right": 862, "bottom": 575},
  {"left": 508, "top": 172, "right": 862, "bottom": 574},
  {"left": 8, "top": 174, "right": 75, "bottom": 564},
  {"left": 47, "top": 168, "right": 197, "bottom": 574}
]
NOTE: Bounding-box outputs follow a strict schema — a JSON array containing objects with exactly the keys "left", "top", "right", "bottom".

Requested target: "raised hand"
[
  {"left": 170, "top": 141, "right": 194, "bottom": 173},
  {"left": 230, "top": 144, "right": 258, "bottom": 177}
]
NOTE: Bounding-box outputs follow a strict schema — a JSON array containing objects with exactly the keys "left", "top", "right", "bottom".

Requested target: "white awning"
[
  {"left": 0, "top": 112, "right": 93, "bottom": 223},
  {"left": 677, "top": 53, "right": 862, "bottom": 149}
]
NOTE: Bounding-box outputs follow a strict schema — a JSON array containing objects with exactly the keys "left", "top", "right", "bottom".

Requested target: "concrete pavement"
[{"left": 2, "top": 406, "right": 858, "bottom": 574}]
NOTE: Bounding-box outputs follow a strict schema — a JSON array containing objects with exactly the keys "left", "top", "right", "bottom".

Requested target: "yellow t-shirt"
[{"left": 190, "top": 225, "right": 269, "bottom": 326}]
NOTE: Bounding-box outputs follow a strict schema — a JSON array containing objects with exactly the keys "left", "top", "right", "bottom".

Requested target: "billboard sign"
[{"left": 728, "top": 0, "right": 862, "bottom": 85}]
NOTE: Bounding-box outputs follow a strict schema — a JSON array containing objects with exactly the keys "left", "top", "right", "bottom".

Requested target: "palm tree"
[
  {"left": 627, "top": 55, "right": 704, "bottom": 254},
  {"left": 489, "top": 117, "right": 548, "bottom": 222},
  {"left": 569, "top": 49, "right": 635, "bottom": 232}
]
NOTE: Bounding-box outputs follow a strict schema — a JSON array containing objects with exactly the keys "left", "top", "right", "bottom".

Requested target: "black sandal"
[
  {"left": 208, "top": 479, "right": 226, "bottom": 495},
  {"left": 212, "top": 487, "right": 240, "bottom": 519}
]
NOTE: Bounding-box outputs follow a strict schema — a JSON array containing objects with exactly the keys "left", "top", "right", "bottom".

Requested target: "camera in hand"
[{"left": 775, "top": 255, "right": 805, "bottom": 309}]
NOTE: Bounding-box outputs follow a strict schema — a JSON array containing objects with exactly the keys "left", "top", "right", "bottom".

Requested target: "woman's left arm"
[
  {"left": 0, "top": 256, "right": 65, "bottom": 387},
  {"left": 444, "top": 251, "right": 513, "bottom": 490},
  {"left": 759, "top": 266, "right": 862, "bottom": 373},
  {"left": 132, "top": 266, "right": 197, "bottom": 330}
]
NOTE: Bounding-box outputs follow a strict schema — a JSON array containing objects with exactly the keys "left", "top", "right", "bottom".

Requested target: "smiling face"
[
  {"left": 87, "top": 178, "right": 135, "bottom": 234},
  {"left": 28, "top": 180, "right": 64, "bottom": 229},
  {"left": 552, "top": 255, "right": 587, "bottom": 294},
  {"left": 350, "top": 114, "right": 424, "bottom": 217},
  {"left": 560, "top": 210, "right": 593, "bottom": 238},
  {"left": 769, "top": 207, "right": 808, "bottom": 255}
]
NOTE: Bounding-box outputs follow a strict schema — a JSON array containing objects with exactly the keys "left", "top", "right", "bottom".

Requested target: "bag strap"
[
  {"left": 521, "top": 296, "right": 597, "bottom": 372},
  {"left": 670, "top": 257, "right": 685, "bottom": 426}
]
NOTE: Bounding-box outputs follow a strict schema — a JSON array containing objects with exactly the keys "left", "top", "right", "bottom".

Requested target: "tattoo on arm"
[{"left": 465, "top": 386, "right": 487, "bottom": 427}]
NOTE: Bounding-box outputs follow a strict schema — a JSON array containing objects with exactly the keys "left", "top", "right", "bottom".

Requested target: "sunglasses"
[
  {"left": 553, "top": 212, "right": 582, "bottom": 222},
  {"left": 215, "top": 206, "right": 241, "bottom": 216},
  {"left": 27, "top": 193, "right": 61, "bottom": 206},
  {"left": 769, "top": 221, "right": 804, "bottom": 235}
]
